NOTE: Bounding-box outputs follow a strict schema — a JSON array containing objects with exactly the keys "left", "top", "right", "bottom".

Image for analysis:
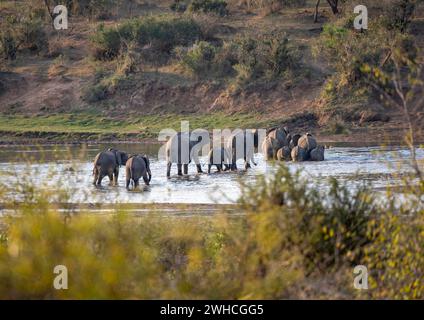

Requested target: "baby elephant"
[
  {"left": 208, "top": 147, "right": 231, "bottom": 173},
  {"left": 125, "top": 155, "right": 152, "bottom": 189}
]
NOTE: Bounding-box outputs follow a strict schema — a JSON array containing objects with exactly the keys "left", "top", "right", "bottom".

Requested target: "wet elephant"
[
  {"left": 310, "top": 145, "right": 325, "bottom": 161},
  {"left": 227, "top": 129, "right": 259, "bottom": 170},
  {"left": 93, "top": 149, "right": 129, "bottom": 186},
  {"left": 125, "top": 155, "right": 152, "bottom": 189},
  {"left": 277, "top": 146, "right": 291, "bottom": 161},
  {"left": 297, "top": 133, "right": 317, "bottom": 160},
  {"left": 165, "top": 131, "right": 208, "bottom": 177},
  {"left": 291, "top": 146, "right": 306, "bottom": 162},
  {"left": 262, "top": 127, "right": 289, "bottom": 160}
]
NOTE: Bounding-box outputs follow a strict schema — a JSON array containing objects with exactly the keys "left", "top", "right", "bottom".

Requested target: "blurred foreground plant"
[{"left": 0, "top": 163, "right": 422, "bottom": 299}]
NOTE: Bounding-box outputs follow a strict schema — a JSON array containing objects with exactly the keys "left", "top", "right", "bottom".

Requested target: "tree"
[
  {"left": 362, "top": 37, "right": 423, "bottom": 179},
  {"left": 314, "top": 0, "right": 339, "bottom": 23}
]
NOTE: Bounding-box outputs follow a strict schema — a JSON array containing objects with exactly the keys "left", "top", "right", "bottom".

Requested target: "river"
[{"left": 0, "top": 143, "right": 422, "bottom": 207}]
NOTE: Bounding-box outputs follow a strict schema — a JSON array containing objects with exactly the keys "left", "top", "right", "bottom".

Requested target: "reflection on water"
[{"left": 0, "top": 143, "right": 422, "bottom": 205}]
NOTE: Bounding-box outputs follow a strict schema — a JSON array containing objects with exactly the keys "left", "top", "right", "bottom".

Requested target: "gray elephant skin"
[
  {"left": 125, "top": 155, "right": 152, "bottom": 189},
  {"left": 166, "top": 132, "right": 207, "bottom": 177},
  {"left": 291, "top": 146, "right": 307, "bottom": 162},
  {"left": 93, "top": 149, "right": 129, "bottom": 186},
  {"left": 297, "top": 133, "right": 317, "bottom": 160},
  {"left": 208, "top": 147, "right": 231, "bottom": 173},
  {"left": 277, "top": 146, "right": 291, "bottom": 161},
  {"left": 262, "top": 127, "right": 289, "bottom": 160},
  {"left": 227, "top": 129, "right": 259, "bottom": 170},
  {"left": 310, "top": 145, "right": 325, "bottom": 161}
]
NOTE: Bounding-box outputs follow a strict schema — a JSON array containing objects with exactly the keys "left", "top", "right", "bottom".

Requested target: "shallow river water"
[{"left": 0, "top": 143, "right": 422, "bottom": 205}]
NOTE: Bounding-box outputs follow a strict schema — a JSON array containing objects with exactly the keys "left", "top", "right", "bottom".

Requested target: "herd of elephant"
[{"left": 92, "top": 127, "right": 324, "bottom": 189}]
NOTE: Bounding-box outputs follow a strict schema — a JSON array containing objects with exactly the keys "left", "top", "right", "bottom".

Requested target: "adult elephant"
[
  {"left": 297, "top": 133, "right": 317, "bottom": 160},
  {"left": 227, "top": 129, "right": 259, "bottom": 170},
  {"left": 93, "top": 148, "right": 129, "bottom": 186},
  {"left": 166, "top": 131, "right": 208, "bottom": 177},
  {"left": 262, "top": 127, "right": 289, "bottom": 160},
  {"left": 289, "top": 133, "right": 301, "bottom": 149},
  {"left": 126, "top": 155, "right": 152, "bottom": 189}
]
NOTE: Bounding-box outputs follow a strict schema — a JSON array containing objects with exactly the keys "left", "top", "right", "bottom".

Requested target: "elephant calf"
[
  {"left": 93, "top": 149, "right": 129, "bottom": 186},
  {"left": 126, "top": 155, "right": 152, "bottom": 189},
  {"left": 207, "top": 147, "right": 230, "bottom": 173},
  {"left": 277, "top": 146, "right": 291, "bottom": 161}
]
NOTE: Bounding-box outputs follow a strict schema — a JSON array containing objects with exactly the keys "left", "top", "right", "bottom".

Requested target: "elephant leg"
[
  {"left": 167, "top": 162, "right": 172, "bottom": 178},
  {"left": 231, "top": 162, "right": 237, "bottom": 171},
  {"left": 108, "top": 173, "right": 114, "bottom": 186},
  {"left": 208, "top": 164, "right": 211, "bottom": 174},
  {"left": 134, "top": 179, "right": 140, "bottom": 189},
  {"left": 93, "top": 169, "right": 99, "bottom": 185},
  {"left": 183, "top": 164, "right": 188, "bottom": 175},
  {"left": 126, "top": 179, "right": 131, "bottom": 190},
  {"left": 97, "top": 173, "right": 105, "bottom": 186},
  {"left": 113, "top": 168, "right": 119, "bottom": 186},
  {"left": 217, "top": 164, "right": 222, "bottom": 172},
  {"left": 245, "top": 158, "right": 251, "bottom": 170},
  {"left": 177, "top": 164, "right": 183, "bottom": 176},
  {"left": 143, "top": 174, "right": 150, "bottom": 186},
  {"left": 196, "top": 164, "right": 203, "bottom": 174}
]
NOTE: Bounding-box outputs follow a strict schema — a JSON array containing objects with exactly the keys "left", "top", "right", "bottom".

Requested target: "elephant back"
[
  {"left": 297, "top": 134, "right": 317, "bottom": 152},
  {"left": 291, "top": 146, "right": 306, "bottom": 162},
  {"left": 268, "top": 128, "right": 288, "bottom": 148},
  {"left": 277, "top": 146, "right": 291, "bottom": 161},
  {"left": 310, "top": 145, "right": 325, "bottom": 161}
]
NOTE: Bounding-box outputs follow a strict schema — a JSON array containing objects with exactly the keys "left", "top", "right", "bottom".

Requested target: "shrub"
[
  {"left": 0, "top": 13, "right": 47, "bottom": 59},
  {"left": 91, "top": 15, "right": 202, "bottom": 60},
  {"left": 180, "top": 41, "right": 217, "bottom": 76}
]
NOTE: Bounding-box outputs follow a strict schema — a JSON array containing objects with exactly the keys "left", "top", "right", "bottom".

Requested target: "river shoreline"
[{"left": 0, "top": 127, "right": 421, "bottom": 147}]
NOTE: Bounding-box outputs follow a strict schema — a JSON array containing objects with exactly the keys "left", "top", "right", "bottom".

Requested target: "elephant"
[
  {"left": 93, "top": 149, "right": 129, "bottom": 186},
  {"left": 310, "top": 145, "right": 325, "bottom": 161},
  {"left": 227, "top": 129, "right": 259, "bottom": 170},
  {"left": 125, "top": 155, "right": 152, "bottom": 189},
  {"left": 277, "top": 146, "right": 291, "bottom": 161},
  {"left": 262, "top": 127, "right": 289, "bottom": 160},
  {"left": 289, "top": 134, "right": 301, "bottom": 149},
  {"left": 207, "top": 147, "right": 231, "bottom": 173},
  {"left": 291, "top": 146, "right": 306, "bottom": 162},
  {"left": 165, "top": 131, "right": 207, "bottom": 177},
  {"left": 297, "top": 133, "right": 317, "bottom": 160}
]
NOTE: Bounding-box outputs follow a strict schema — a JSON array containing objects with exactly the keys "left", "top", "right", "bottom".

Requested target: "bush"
[
  {"left": 0, "top": 13, "right": 47, "bottom": 60},
  {"left": 232, "top": 33, "right": 301, "bottom": 85},
  {"left": 91, "top": 15, "right": 202, "bottom": 60},
  {"left": 180, "top": 41, "right": 217, "bottom": 76}
]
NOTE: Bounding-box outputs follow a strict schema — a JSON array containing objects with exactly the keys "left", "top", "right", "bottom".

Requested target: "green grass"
[{"left": 0, "top": 112, "right": 278, "bottom": 140}]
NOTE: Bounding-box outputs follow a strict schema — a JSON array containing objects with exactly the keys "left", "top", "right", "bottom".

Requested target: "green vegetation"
[
  {"left": 0, "top": 113, "right": 274, "bottom": 139},
  {"left": 0, "top": 163, "right": 422, "bottom": 299},
  {"left": 91, "top": 15, "right": 202, "bottom": 60}
]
